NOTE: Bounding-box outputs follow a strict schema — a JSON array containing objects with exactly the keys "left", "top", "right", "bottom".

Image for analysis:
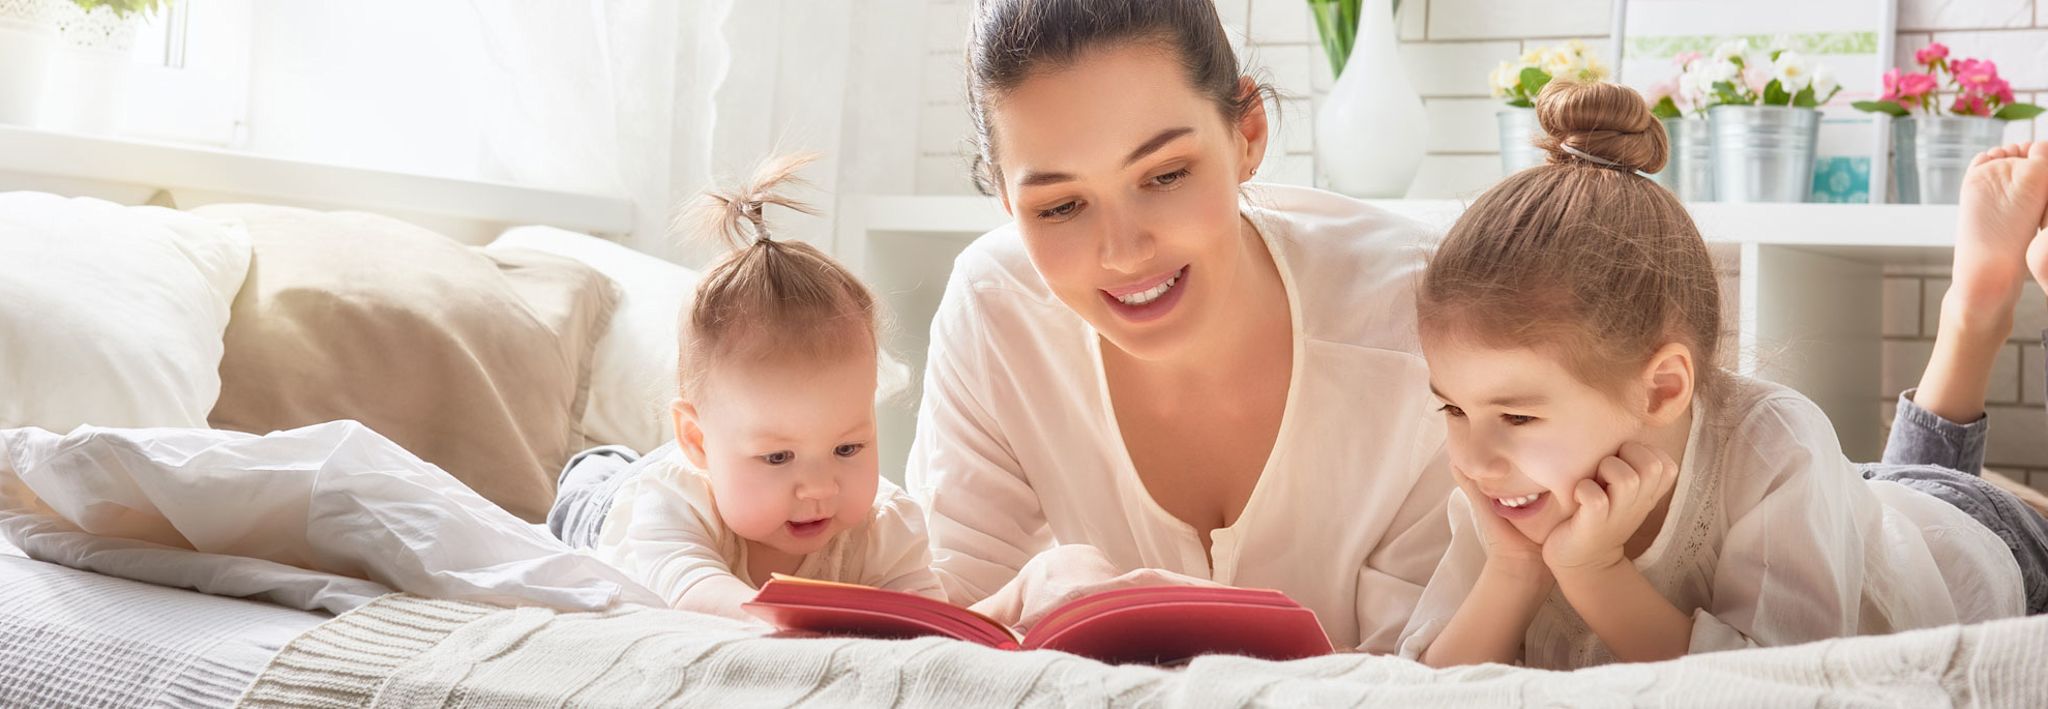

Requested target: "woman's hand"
[
  {"left": 1543, "top": 442, "right": 1678, "bottom": 574},
  {"left": 970, "top": 544, "right": 1220, "bottom": 632}
]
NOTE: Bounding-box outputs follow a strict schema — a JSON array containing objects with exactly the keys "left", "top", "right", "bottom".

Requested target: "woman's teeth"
[
  {"left": 1496, "top": 493, "right": 1543, "bottom": 508},
  {"left": 1115, "top": 270, "right": 1180, "bottom": 306}
]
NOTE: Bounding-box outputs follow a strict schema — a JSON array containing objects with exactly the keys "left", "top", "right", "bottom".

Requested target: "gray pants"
[
  {"left": 1865, "top": 389, "right": 2048, "bottom": 614},
  {"left": 546, "top": 444, "right": 661, "bottom": 549}
]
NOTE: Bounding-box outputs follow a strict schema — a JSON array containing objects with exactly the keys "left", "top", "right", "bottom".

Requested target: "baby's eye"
[
  {"left": 1437, "top": 404, "right": 1466, "bottom": 418},
  {"left": 834, "top": 443, "right": 866, "bottom": 458},
  {"left": 760, "top": 451, "right": 794, "bottom": 465},
  {"left": 1502, "top": 414, "right": 1536, "bottom": 426}
]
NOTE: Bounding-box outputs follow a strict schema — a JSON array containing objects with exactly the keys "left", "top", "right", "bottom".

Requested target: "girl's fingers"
[
  {"left": 1573, "top": 478, "right": 1609, "bottom": 516},
  {"left": 1616, "top": 442, "right": 1676, "bottom": 496},
  {"left": 1596, "top": 455, "right": 1638, "bottom": 498}
]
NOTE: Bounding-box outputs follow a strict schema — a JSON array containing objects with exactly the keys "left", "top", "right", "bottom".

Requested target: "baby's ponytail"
[{"left": 676, "top": 153, "right": 880, "bottom": 399}]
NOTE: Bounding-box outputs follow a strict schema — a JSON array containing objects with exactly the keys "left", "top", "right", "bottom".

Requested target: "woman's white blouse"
[
  {"left": 1398, "top": 375, "right": 2025, "bottom": 669},
  {"left": 905, "top": 184, "right": 1456, "bottom": 652}
]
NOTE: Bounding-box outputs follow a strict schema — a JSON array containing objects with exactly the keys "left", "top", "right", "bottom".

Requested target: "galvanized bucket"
[
  {"left": 1708, "top": 105, "right": 1819, "bottom": 203},
  {"left": 1652, "top": 117, "right": 1715, "bottom": 202},
  {"left": 1892, "top": 115, "right": 2005, "bottom": 205},
  {"left": 1497, "top": 107, "right": 1547, "bottom": 175}
]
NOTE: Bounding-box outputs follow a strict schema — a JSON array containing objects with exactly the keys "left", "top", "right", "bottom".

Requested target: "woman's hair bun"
[{"left": 1533, "top": 80, "right": 1668, "bottom": 175}]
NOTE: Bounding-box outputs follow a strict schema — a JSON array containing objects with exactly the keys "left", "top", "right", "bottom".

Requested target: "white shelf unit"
[
  {"left": 838, "top": 195, "right": 1962, "bottom": 480},
  {"left": 0, "top": 125, "right": 636, "bottom": 243}
]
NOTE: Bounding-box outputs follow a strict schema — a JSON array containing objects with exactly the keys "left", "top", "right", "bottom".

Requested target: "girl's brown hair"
[
  {"left": 964, "top": 0, "right": 1278, "bottom": 195},
  {"left": 676, "top": 153, "right": 879, "bottom": 400},
  {"left": 1418, "top": 80, "right": 1724, "bottom": 401}
]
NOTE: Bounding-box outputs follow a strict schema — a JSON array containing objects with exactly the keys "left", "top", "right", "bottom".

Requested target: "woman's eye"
[
  {"left": 760, "top": 451, "right": 794, "bottom": 465},
  {"left": 1035, "top": 201, "right": 1080, "bottom": 221},
  {"left": 1502, "top": 414, "right": 1536, "bottom": 426},
  {"left": 1437, "top": 404, "right": 1466, "bottom": 418},
  {"left": 834, "top": 443, "right": 866, "bottom": 458},
  {"left": 1150, "top": 168, "right": 1191, "bottom": 188}
]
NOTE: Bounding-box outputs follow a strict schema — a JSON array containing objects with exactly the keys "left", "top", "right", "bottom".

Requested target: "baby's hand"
[
  {"left": 1953, "top": 141, "right": 2048, "bottom": 317},
  {"left": 1542, "top": 442, "right": 1678, "bottom": 574}
]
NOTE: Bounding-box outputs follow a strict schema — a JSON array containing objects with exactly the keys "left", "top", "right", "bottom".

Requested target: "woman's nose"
[{"left": 1095, "top": 209, "right": 1154, "bottom": 274}]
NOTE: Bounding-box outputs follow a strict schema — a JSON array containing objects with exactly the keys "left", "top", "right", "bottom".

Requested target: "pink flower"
[
  {"left": 1952, "top": 58, "right": 2001, "bottom": 92},
  {"left": 1674, "top": 51, "right": 1702, "bottom": 68},
  {"left": 1915, "top": 42, "right": 1949, "bottom": 67},
  {"left": 1742, "top": 63, "right": 1772, "bottom": 95},
  {"left": 1882, "top": 68, "right": 1938, "bottom": 105},
  {"left": 1648, "top": 77, "right": 1678, "bottom": 102},
  {"left": 1953, "top": 93, "right": 1990, "bottom": 117}
]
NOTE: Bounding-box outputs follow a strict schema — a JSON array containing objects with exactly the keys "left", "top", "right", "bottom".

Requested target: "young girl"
[
  {"left": 546, "top": 154, "right": 943, "bottom": 621},
  {"left": 1397, "top": 81, "right": 2048, "bottom": 669}
]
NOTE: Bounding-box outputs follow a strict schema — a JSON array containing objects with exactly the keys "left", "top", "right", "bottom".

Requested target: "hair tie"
[{"left": 1560, "top": 143, "right": 1652, "bottom": 179}]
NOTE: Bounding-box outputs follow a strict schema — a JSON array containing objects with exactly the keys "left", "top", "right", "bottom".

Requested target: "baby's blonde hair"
[
  {"left": 1418, "top": 81, "right": 1725, "bottom": 402},
  {"left": 676, "top": 153, "right": 879, "bottom": 400}
]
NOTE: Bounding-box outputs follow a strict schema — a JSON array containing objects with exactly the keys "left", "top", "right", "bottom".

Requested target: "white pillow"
[
  {"left": 489, "top": 226, "right": 911, "bottom": 453},
  {"left": 0, "top": 192, "right": 251, "bottom": 431}
]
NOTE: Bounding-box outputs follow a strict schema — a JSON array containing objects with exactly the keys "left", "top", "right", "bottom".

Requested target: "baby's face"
[
  {"left": 680, "top": 350, "right": 880, "bottom": 559},
  {"left": 1423, "top": 336, "right": 1644, "bottom": 544}
]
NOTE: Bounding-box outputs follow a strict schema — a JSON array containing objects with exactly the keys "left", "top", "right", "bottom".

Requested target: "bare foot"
[{"left": 1955, "top": 141, "right": 2048, "bottom": 323}]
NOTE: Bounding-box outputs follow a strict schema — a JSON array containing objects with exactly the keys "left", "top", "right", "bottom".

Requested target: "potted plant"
[
  {"left": 1698, "top": 39, "right": 1841, "bottom": 203},
  {"left": 1645, "top": 52, "right": 1717, "bottom": 201},
  {"left": 1308, "top": 0, "right": 1427, "bottom": 198},
  {"left": 1489, "top": 39, "right": 1609, "bottom": 175},
  {"left": 1853, "top": 43, "right": 2044, "bottom": 204},
  {"left": 0, "top": 0, "right": 165, "bottom": 129}
]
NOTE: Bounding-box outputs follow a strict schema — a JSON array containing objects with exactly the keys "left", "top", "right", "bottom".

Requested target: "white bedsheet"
[
  {"left": 0, "top": 555, "right": 326, "bottom": 708},
  {"left": 0, "top": 422, "right": 662, "bottom": 615}
]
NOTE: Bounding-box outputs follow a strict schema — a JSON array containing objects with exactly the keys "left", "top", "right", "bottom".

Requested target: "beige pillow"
[{"left": 198, "top": 204, "right": 617, "bottom": 522}]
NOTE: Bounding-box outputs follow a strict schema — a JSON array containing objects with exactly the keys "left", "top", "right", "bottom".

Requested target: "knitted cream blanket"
[{"left": 239, "top": 594, "right": 2048, "bottom": 708}]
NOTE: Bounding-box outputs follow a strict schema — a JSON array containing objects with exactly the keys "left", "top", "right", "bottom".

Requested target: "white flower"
[
  {"left": 1489, "top": 60, "right": 1521, "bottom": 97},
  {"left": 1711, "top": 39, "right": 1750, "bottom": 64},
  {"left": 1811, "top": 64, "right": 1837, "bottom": 100},
  {"left": 1771, "top": 50, "right": 1813, "bottom": 93}
]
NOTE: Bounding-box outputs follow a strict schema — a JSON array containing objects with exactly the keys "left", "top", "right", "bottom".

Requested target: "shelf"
[{"left": 0, "top": 125, "right": 636, "bottom": 241}]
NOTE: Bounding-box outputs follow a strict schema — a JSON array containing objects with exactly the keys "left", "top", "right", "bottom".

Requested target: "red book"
[{"left": 742, "top": 575, "right": 1334, "bottom": 665}]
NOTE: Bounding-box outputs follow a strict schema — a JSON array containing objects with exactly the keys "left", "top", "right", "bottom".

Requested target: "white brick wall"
[{"left": 908, "top": 0, "right": 2048, "bottom": 492}]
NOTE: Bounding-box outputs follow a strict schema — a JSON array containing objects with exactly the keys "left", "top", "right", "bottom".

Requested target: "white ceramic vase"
[{"left": 1314, "top": 1, "right": 1427, "bottom": 198}]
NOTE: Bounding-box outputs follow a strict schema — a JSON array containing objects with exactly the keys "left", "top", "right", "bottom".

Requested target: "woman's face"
[{"left": 987, "top": 44, "right": 1268, "bottom": 361}]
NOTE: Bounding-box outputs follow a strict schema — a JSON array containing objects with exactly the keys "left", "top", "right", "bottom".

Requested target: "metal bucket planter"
[
  {"left": 1708, "top": 105, "right": 1820, "bottom": 203},
  {"left": 1892, "top": 115, "right": 2005, "bottom": 205},
  {"left": 1497, "top": 107, "right": 1547, "bottom": 175},
  {"left": 1652, "top": 117, "right": 1715, "bottom": 201}
]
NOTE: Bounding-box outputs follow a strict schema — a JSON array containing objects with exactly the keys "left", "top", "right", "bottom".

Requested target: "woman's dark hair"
[{"left": 966, "top": 0, "right": 1278, "bottom": 195}]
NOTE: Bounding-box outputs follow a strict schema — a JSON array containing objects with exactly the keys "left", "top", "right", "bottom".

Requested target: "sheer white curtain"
[{"left": 240, "top": 0, "right": 734, "bottom": 256}]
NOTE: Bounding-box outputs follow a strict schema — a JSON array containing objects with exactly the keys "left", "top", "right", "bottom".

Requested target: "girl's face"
[
  {"left": 987, "top": 43, "right": 1267, "bottom": 361},
  {"left": 673, "top": 349, "right": 880, "bottom": 559},
  {"left": 1422, "top": 335, "right": 1647, "bottom": 544}
]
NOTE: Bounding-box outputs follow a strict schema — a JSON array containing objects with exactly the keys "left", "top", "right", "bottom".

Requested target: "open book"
[{"left": 742, "top": 575, "right": 1333, "bottom": 665}]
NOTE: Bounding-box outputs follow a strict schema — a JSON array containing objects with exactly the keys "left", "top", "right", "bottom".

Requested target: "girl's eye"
[
  {"left": 1149, "top": 167, "right": 1191, "bottom": 188},
  {"left": 1437, "top": 404, "right": 1466, "bottom": 418},
  {"left": 1036, "top": 201, "right": 1081, "bottom": 221},
  {"left": 1501, "top": 414, "right": 1536, "bottom": 426},
  {"left": 760, "top": 451, "right": 794, "bottom": 465},
  {"left": 834, "top": 443, "right": 866, "bottom": 458}
]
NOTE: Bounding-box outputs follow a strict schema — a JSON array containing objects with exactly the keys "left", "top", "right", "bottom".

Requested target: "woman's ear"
[
  {"left": 1234, "top": 77, "right": 1270, "bottom": 182},
  {"left": 1640, "top": 342, "right": 1696, "bottom": 426},
  {"left": 671, "top": 398, "right": 710, "bottom": 469}
]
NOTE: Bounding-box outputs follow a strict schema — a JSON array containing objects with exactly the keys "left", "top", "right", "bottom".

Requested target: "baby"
[{"left": 547, "top": 154, "right": 942, "bottom": 620}]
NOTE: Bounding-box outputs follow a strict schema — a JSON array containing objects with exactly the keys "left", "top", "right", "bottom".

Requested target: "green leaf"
[
  {"left": 1791, "top": 86, "right": 1817, "bottom": 108},
  {"left": 1994, "top": 103, "right": 2046, "bottom": 121},
  {"left": 1763, "top": 80, "right": 1791, "bottom": 106},
  {"left": 1506, "top": 97, "right": 1534, "bottom": 109},
  {"left": 1852, "top": 100, "right": 1910, "bottom": 116},
  {"left": 1650, "top": 95, "right": 1683, "bottom": 120},
  {"left": 1711, "top": 81, "right": 1748, "bottom": 106},
  {"left": 1518, "top": 66, "right": 1550, "bottom": 98}
]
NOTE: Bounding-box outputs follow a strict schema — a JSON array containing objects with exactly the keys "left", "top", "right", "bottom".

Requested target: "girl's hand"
[
  {"left": 1542, "top": 442, "right": 1678, "bottom": 574},
  {"left": 1451, "top": 465, "right": 1548, "bottom": 575}
]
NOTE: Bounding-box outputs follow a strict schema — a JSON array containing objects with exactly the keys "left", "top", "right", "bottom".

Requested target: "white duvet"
[{"left": 0, "top": 421, "right": 662, "bottom": 615}]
